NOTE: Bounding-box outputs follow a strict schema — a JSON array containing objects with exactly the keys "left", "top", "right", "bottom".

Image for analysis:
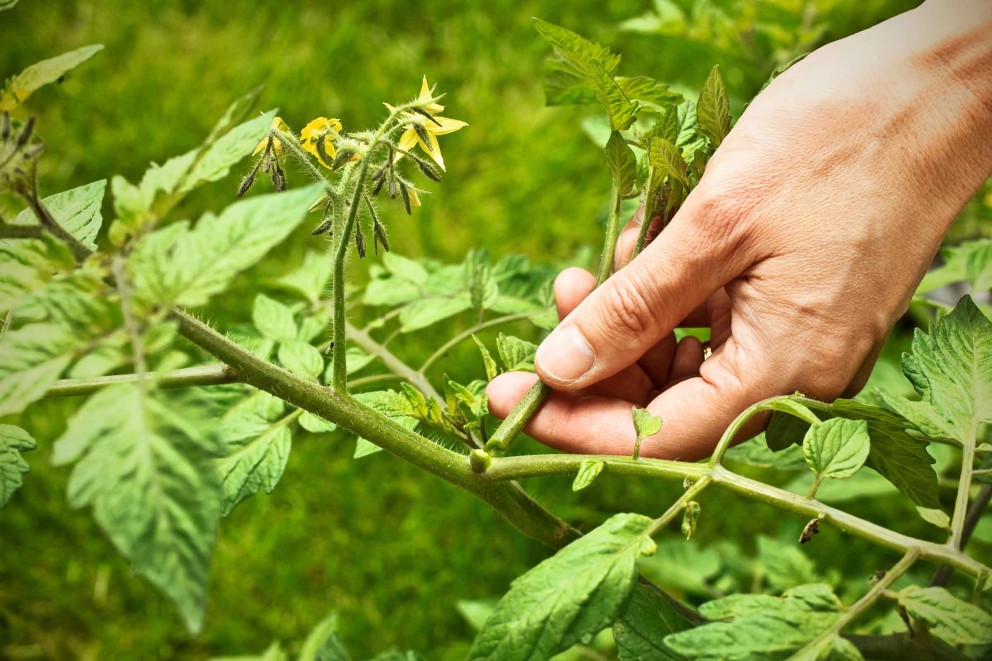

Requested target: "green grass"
[{"left": 4, "top": 0, "right": 979, "bottom": 659}]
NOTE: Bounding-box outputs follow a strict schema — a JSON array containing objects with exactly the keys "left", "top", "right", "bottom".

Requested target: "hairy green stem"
[
  {"left": 949, "top": 424, "right": 978, "bottom": 548},
  {"left": 479, "top": 453, "right": 989, "bottom": 579},
  {"left": 0, "top": 223, "right": 44, "bottom": 240},
  {"left": 485, "top": 380, "right": 547, "bottom": 453},
  {"left": 845, "top": 633, "right": 968, "bottom": 661},
  {"left": 271, "top": 127, "right": 333, "bottom": 189},
  {"left": 111, "top": 257, "right": 149, "bottom": 387},
  {"left": 346, "top": 321, "right": 443, "bottom": 402},
  {"left": 43, "top": 364, "right": 243, "bottom": 398},
  {"left": 596, "top": 181, "right": 622, "bottom": 286},
  {"left": 794, "top": 549, "right": 919, "bottom": 659},
  {"left": 419, "top": 312, "right": 531, "bottom": 374},
  {"left": 172, "top": 309, "right": 578, "bottom": 547},
  {"left": 646, "top": 476, "right": 711, "bottom": 536}
]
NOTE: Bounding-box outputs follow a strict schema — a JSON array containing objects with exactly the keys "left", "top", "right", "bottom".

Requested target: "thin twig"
[{"left": 44, "top": 364, "right": 243, "bottom": 398}]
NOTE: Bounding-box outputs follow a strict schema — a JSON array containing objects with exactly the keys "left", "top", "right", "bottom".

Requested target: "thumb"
[{"left": 535, "top": 194, "right": 752, "bottom": 390}]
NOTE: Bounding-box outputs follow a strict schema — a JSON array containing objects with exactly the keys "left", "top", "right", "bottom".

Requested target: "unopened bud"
[
  {"left": 1, "top": 112, "right": 9, "bottom": 140},
  {"left": 417, "top": 158, "right": 442, "bottom": 182},
  {"left": 354, "top": 224, "right": 366, "bottom": 258},
  {"left": 16, "top": 117, "right": 35, "bottom": 149},
  {"left": 399, "top": 182, "right": 412, "bottom": 215}
]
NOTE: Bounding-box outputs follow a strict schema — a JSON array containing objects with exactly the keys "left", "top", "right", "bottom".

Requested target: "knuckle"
[
  {"left": 599, "top": 274, "right": 659, "bottom": 337},
  {"left": 686, "top": 185, "right": 754, "bottom": 253}
]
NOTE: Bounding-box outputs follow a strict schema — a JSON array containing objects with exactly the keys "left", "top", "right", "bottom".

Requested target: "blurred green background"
[{"left": 6, "top": 0, "right": 989, "bottom": 659}]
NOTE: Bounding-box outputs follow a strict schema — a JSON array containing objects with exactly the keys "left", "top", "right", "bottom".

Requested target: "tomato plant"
[{"left": 1, "top": 5, "right": 990, "bottom": 660}]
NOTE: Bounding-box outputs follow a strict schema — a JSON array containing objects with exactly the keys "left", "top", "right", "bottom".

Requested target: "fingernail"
[{"left": 536, "top": 326, "right": 595, "bottom": 383}]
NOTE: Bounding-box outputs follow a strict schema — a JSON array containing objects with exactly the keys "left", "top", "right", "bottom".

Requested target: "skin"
[{"left": 487, "top": 0, "right": 992, "bottom": 460}]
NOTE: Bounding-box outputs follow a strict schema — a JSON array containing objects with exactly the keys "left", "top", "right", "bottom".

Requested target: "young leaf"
[
  {"left": 647, "top": 137, "right": 689, "bottom": 189},
  {"left": 131, "top": 184, "right": 320, "bottom": 307},
  {"left": 277, "top": 341, "right": 324, "bottom": 380},
  {"left": 695, "top": 65, "right": 730, "bottom": 148},
  {"left": 216, "top": 398, "right": 293, "bottom": 516},
  {"left": 613, "top": 582, "right": 694, "bottom": 660},
  {"left": 0, "top": 44, "right": 104, "bottom": 112},
  {"left": 252, "top": 294, "right": 298, "bottom": 344},
  {"left": 632, "top": 407, "right": 662, "bottom": 459},
  {"left": 572, "top": 459, "right": 605, "bottom": 491},
  {"left": 0, "top": 424, "right": 35, "bottom": 507},
  {"left": 876, "top": 296, "right": 992, "bottom": 446},
  {"left": 533, "top": 19, "right": 638, "bottom": 130},
  {"left": 766, "top": 399, "right": 939, "bottom": 508},
  {"left": 803, "top": 417, "right": 870, "bottom": 481},
  {"left": 468, "top": 513, "right": 654, "bottom": 660},
  {"left": 897, "top": 586, "right": 992, "bottom": 645},
  {"left": 495, "top": 333, "right": 537, "bottom": 373},
  {"left": 533, "top": 18, "right": 621, "bottom": 106},
  {"left": 472, "top": 335, "right": 500, "bottom": 381},
  {"left": 51, "top": 384, "right": 222, "bottom": 633},
  {"left": 617, "top": 76, "right": 683, "bottom": 113},
  {"left": 13, "top": 179, "right": 107, "bottom": 249},
  {"left": 605, "top": 131, "right": 637, "bottom": 196}
]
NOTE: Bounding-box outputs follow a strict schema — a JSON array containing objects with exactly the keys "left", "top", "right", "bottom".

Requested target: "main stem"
[{"left": 172, "top": 310, "right": 578, "bottom": 548}]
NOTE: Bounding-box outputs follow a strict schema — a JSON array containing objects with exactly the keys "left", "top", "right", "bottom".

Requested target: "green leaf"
[
  {"left": 668, "top": 584, "right": 842, "bottom": 660},
  {"left": 275, "top": 250, "right": 333, "bottom": 305},
  {"left": 298, "top": 612, "right": 350, "bottom": 661},
  {"left": 757, "top": 536, "right": 819, "bottom": 592},
  {"left": 277, "top": 341, "right": 324, "bottom": 380},
  {"left": 14, "top": 179, "right": 107, "bottom": 249},
  {"left": 112, "top": 103, "right": 275, "bottom": 231},
  {"left": 647, "top": 138, "right": 689, "bottom": 189},
  {"left": 533, "top": 19, "right": 638, "bottom": 130},
  {"left": 916, "top": 507, "right": 950, "bottom": 530},
  {"left": 633, "top": 407, "right": 662, "bottom": 439},
  {"left": 725, "top": 433, "right": 807, "bottom": 471},
  {"left": 51, "top": 384, "right": 222, "bottom": 633},
  {"left": 353, "top": 437, "right": 383, "bottom": 459},
  {"left": 632, "top": 407, "right": 662, "bottom": 460},
  {"left": 398, "top": 295, "right": 471, "bottom": 332},
  {"left": 918, "top": 238, "right": 992, "bottom": 294},
  {"left": 695, "top": 65, "right": 731, "bottom": 148},
  {"left": 876, "top": 296, "right": 992, "bottom": 446},
  {"left": 617, "top": 76, "right": 683, "bottom": 113},
  {"left": 803, "top": 417, "right": 870, "bottom": 480},
  {"left": 251, "top": 294, "right": 297, "bottom": 344},
  {"left": 495, "top": 333, "right": 537, "bottom": 373},
  {"left": 0, "top": 44, "right": 104, "bottom": 111},
  {"left": 472, "top": 335, "right": 500, "bottom": 381},
  {"left": 605, "top": 131, "right": 637, "bottom": 196},
  {"left": 767, "top": 399, "right": 939, "bottom": 508},
  {"left": 215, "top": 397, "right": 292, "bottom": 516},
  {"left": 299, "top": 411, "right": 337, "bottom": 434},
  {"left": 613, "top": 582, "right": 693, "bottom": 660},
  {"left": 0, "top": 425, "right": 35, "bottom": 506},
  {"left": 572, "top": 459, "right": 605, "bottom": 491},
  {"left": 383, "top": 252, "right": 429, "bottom": 285},
  {"left": 131, "top": 184, "right": 319, "bottom": 307},
  {"left": 458, "top": 599, "right": 498, "bottom": 633},
  {"left": 0, "top": 322, "right": 76, "bottom": 417},
  {"left": 638, "top": 539, "right": 721, "bottom": 597},
  {"left": 897, "top": 586, "right": 992, "bottom": 645},
  {"left": 468, "top": 513, "right": 654, "bottom": 660},
  {"left": 534, "top": 18, "right": 620, "bottom": 106}
]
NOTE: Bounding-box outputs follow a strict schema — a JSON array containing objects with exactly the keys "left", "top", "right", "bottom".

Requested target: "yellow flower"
[
  {"left": 253, "top": 116, "right": 291, "bottom": 156},
  {"left": 390, "top": 76, "right": 467, "bottom": 171},
  {"left": 408, "top": 187, "right": 421, "bottom": 208},
  {"left": 300, "top": 117, "right": 343, "bottom": 169}
]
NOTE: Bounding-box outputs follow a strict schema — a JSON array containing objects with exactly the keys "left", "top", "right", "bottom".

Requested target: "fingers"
[
  {"left": 535, "top": 194, "right": 753, "bottom": 391},
  {"left": 554, "top": 267, "right": 596, "bottom": 320},
  {"left": 488, "top": 339, "right": 785, "bottom": 460}
]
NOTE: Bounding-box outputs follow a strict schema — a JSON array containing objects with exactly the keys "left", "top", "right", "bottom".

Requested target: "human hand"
[{"left": 487, "top": 0, "right": 992, "bottom": 460}]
